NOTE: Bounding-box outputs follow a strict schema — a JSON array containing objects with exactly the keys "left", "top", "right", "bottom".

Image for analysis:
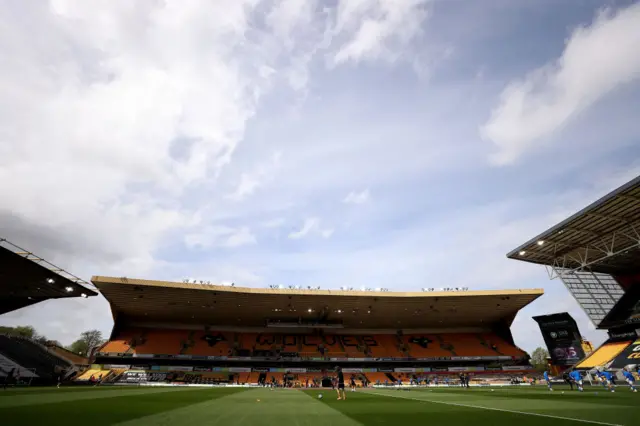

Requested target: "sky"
[{"left": 1, "top": 0, "right": 640, "bottom": 354}]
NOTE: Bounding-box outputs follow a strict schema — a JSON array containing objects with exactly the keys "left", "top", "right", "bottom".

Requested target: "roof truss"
[{"left": 507, "top": 176, "right": 640, "bottom": 277}]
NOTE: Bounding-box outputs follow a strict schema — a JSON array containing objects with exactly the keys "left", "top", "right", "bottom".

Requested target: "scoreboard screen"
[{"left": 533, "top": 313, "right": 585, "bottom": 366}]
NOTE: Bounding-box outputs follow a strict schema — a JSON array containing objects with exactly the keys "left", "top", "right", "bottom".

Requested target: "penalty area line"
[{"left": 363, "top": 390, "right": 623, "bottom": 426}]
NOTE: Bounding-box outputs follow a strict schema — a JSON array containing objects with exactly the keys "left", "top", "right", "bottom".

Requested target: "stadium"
[
  {"left": 1, "top": 176, "right": 639, "bottom": 425},
  {"left": 507, "top": 175, "right": 640, "bottom": 375}
]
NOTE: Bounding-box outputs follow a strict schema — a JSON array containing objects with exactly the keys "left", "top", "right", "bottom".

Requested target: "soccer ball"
[{"left": 318, "top": 394, "right": 323, "bottom": 399}]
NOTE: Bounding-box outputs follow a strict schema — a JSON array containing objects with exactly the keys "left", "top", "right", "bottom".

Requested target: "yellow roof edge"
[{"left": 91, "top": 275, "right": 544, "bottom": 299}]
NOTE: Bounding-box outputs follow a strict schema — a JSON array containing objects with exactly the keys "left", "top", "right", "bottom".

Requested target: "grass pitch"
[{"left": 1, "top": 385, "right": 638, "bottom": 425}]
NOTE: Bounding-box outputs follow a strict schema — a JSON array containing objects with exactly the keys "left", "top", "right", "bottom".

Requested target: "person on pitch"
[
  {"left": 543, "top": 370, "right": 553, "bottom": 391},
  {"left": 622, "top": 367, "right": 638, "bottom": 392},
  {"left": 569, "top": 369, "right": 583, "bottom": 392},
  {"left": 335, "top": 366, "right": 346, "bottom": 400}
]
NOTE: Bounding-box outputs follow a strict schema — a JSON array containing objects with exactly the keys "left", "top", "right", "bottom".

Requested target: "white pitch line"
[{"left": 364, "top": 391, "right": 623, "bottom": 426}]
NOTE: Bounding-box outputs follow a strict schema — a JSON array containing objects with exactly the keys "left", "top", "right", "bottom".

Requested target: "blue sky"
[{"left": 1, "top": 0, "right": 640, "bottom": 354}]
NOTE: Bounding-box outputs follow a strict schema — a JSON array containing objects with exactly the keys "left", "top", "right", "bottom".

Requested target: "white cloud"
[
  {"left": 225, "top": 227, "right": 258, "bottom": 248},
  {"left": 228, "top": 152, "right": 282, "bottom": 201},
  {"left": 0, "top": 1, "right": 429, "bottom": 344},
  {"left": 0, "top": 0, "right": 425, "bottom": 270},
  {"left": 481, "top": 3, "right": 640, "bottom": 165},
  {"left": 266, "top": 0, "right": 317, "bottom": 50},
  {"left": 288, "top": 217, "right": 333, "bottom": 240},
  {"left": 288, "top": 218, "right": 319, "bottom": 239},
  {"left": 329, "top": 0, "right": 430, "bottom": 66},
  {"left": 185, "top": 226, "right": 257, "bottom": 249},
  {"left": 262, "top": 218, "right": 286, "bottom": 229},
  {"left": 320, "top": 229, "right": 335, "bottom": 238},
  {"left": 343, "top": 189, "right": 370, "bottom": 204}
]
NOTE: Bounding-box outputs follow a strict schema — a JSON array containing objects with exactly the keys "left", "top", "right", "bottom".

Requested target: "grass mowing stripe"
[
  {"left": 111, "top": 388, "right": 252, "bottom": 426},
  {"left": 0, "top": 387, "right": 247, "bottom": 426},
  {"left": 0, "top": 386, "right": 195, "bottom": 408},
  {"left": 364, "top": 390, "right": 623, "bottom": 426},
  {"left": 0, "top": 385, "right": 170, "bottom": 397},
  {"left": 430, "top": 386, "right": 640, "bottom": 407}
]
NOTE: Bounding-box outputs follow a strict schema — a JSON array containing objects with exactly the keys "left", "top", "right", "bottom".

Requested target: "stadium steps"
[
  {"left": 364, "top": 372, "right": 388, "bottom": 384},
  {"left": 179, "top": 331, "right": 195, "bottom": 354},
  {"left": 360, "top": 336, "right": 377, "bottom": 356},
  {"left": 45, "top": 344, "right": 88, "bottom": 365},
  {"left": 384, "top": 372, "right": 397, "bottom": 382},
  {"left": 576, "top": 340, "right": 632, "bottom": 369},
  {"left": 108, "top": 368, "right": 126, "bottom": 383},
  {"left": 337, "top": 338, "right": 346, "bottom": 352},
  {"left": 238, "top": 372, "right": 251, "bottom": 384},
  {"left": 356, "top": 373, "right": 368, "bottom": 387},
  {"left": 0, "top": 353, "right": 38, "bottom": 378},
  {"left": 392, "top": 333, "right": 410, "bottom": 356},
  {"left": 0, "top": 335, "right": 70, "bottom": 381},
  {"left": 436, "top": 335, "right": 457, "bottom": 356},
  {"left": 476, "top": 334, "right": 504, "bottom": 356},
  {"left": 126, "top": 331, "right": 146, "bottom": 353},
  {"left": 75, "top": 368, "right": 112, "bottom": 382},
  {"left": 257, "top": 372, "right": 267, "bottom": 384}
]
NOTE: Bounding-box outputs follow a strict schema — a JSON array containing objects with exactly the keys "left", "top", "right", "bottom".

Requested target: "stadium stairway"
[
  {"left": 45, "top": 344, "right": 88, "bottom": 365},
  {"left": 384, "top": 372, "right": 397, "bottom": 382},
  {"left": 179, "top": 331, "right": 196, "bottom": 354},
  {"left": 363, "top": 372, "right": 387, "bottom": 384},
  {"left": 480, "top": 333, "right": 526, "bottom": 357},
  {"left": 0, "top": 353, "right": 38, "bottom": 379},
  {"left": 476, "top": 334, "right": 504, "bottom": 355},
  {"left": 0, "top": 335, "right": 71, "bottom": 381},
  {"left": 436, "top": 335, "right": 457, "bottom": 356},
  {"left": 75, "top": 368, "right": 112, "bottom": 382}
]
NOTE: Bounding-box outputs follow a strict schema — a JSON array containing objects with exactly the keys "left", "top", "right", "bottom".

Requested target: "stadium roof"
[
  {"left": 92, "top": 276, "right": 543, "bottom": 329},
  {"left": 0, "top": 239, "right": 98, "bottom": 315},
  {"left": 506, "top": 175, "right": 640, "bottom": 277}
]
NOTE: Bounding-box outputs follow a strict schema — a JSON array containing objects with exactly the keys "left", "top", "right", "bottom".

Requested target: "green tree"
[
  {"left": 0, "top": 325, "right": 51, "bottom": 345},
  {"left": 67, "top": 330, "right": 105, "bottom": 357},
  {"left": 0, "top": 325, "right": 55, "bottom": 346},
  {"left": 530, "top": 346, "right": 550, "bottom": 371},
  {"left": 67, "top": 339, "right": 89, "bottom": 356},
  {"left": 0, "top": 325, "right": 37, "bottom": 338}
]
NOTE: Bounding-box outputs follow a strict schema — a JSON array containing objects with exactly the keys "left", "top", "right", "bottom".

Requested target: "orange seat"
[
  {"left": 134, "top": 330, "right": 185, "bottom": 355},
  {"left": 189, "top": 331, "right": 232, "bottom": 357},
  {"left": 99, "top": 330, "right": 526, "bottom": 360}
]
